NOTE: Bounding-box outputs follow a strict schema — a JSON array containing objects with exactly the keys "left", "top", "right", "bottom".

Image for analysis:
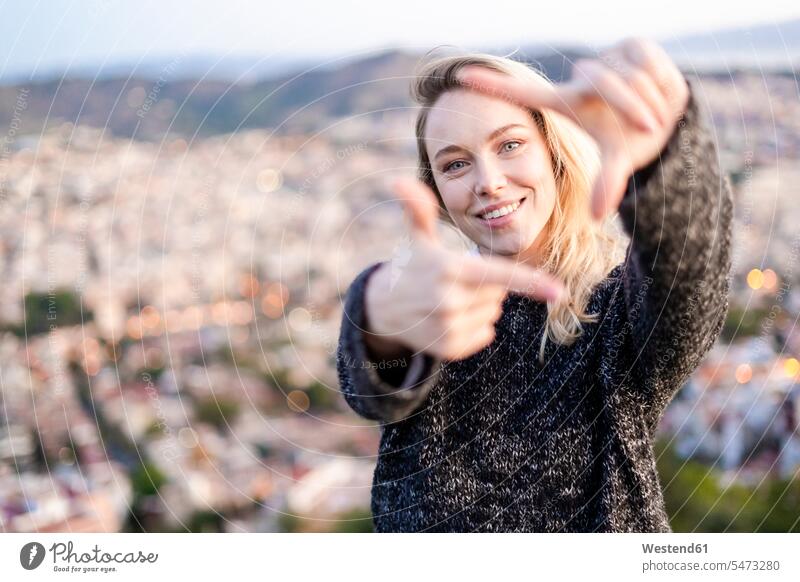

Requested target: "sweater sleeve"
[
  {"left": 612, "top": 84, "right": 733, "bottom": 429},
  {"left": 336, "top": 262, "right": 442, "bottom": 423}
]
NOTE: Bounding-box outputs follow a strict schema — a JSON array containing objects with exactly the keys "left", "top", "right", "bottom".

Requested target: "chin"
[
  {"left": 479, "top": 240, "right": 525, "bottom": 258},
  {"left": 486, "top": 231, "right": 531, "bottom": 252}
]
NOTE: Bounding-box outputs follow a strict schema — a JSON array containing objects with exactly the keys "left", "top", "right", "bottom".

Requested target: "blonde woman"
[{"left": 336, "top": 37, "right": 732, "bottom": 532}]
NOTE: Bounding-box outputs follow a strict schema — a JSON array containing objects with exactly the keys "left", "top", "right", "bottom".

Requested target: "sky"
[{"left": 1, "top": 0, "right": 798, "bottom": 80}]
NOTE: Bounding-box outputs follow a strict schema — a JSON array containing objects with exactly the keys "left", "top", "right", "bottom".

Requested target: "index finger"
[
  {"left": 456, "top": 66, "right": 571, "bottom": 120},
  {"left": 456, "top": 255, "right": 564, "bottom": 302}
]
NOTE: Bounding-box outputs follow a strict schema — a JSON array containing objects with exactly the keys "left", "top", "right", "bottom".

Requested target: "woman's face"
[{"left": 425, "top": 87, "right": 558, "bottom": 265}]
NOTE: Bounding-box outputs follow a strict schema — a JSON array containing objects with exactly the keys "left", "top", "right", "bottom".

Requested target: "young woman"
[{"left": 336, "top": 37, "right": 732, "bottom": 532}]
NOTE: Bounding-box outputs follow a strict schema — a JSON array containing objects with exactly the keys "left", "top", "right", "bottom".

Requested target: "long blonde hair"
[{"left": 412, "top": 51, "right": 623, "bottom": 361}]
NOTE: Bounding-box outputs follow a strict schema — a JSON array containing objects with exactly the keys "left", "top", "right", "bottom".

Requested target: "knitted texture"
[{"left": 336, "top": 91, "right": 733, "bottom": 532}]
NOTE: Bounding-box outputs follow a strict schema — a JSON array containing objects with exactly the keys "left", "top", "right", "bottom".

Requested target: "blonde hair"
[{"left": 412, "top": 51, "right": 622, "bottom": 362}]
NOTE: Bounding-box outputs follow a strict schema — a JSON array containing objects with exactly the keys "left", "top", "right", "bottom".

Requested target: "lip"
[{"left": 474, "top": 197, "right": 526, "bottom": 229}]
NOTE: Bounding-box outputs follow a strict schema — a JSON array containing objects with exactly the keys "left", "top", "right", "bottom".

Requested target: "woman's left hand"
[{"left": 457, "top": 37, "right": 690, "bottom": 220}]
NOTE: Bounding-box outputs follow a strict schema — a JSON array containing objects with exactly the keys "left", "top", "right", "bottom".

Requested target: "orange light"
[
  {"left": 126, "top": 316, "right": 143, "bottom": 339},
  {"left": 82, "top": 337, "right": 100, "bottom": 354},
  {"left": 212, "top": 302, "right": 231, "bottom": 326},
  {"left": 287, "top": 390, "right": 310, "bottom": 413},
  {"left": 182, "top": 306, "right": 203, "bottom": 330},
  {"left": 239, "top": 274, "right": 260, "bottom": 298},
  {"left": 783, "top": 358, "right": 800, "bottom": 377},
  {"left": 140, "top": 305, "right": 161, "bottom": 329},
  {"left": 747, "top": 269, "right": 764, "bottom": 290},
  {"left": 266, "top": 282, "right": 289, "bottom": 305},
  {"left": 762, "top": 268, "right": 778, "bottom": 291},
  {"left": 84, "top": 355, "right": 101, "bottom": 376},
  {"left": 735, "top": 363, "right": 753, "bottom": 384},
  {"left": 261, "top": 294, "right": 284, "bottom": 318}
]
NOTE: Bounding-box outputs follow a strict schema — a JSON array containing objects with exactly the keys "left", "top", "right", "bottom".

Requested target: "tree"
[{"left": 21, "top": 290, "right": 90, "bottom": 335}]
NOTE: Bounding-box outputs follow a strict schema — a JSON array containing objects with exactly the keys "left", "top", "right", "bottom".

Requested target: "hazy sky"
[{"left": 1, "top": 0, "right": 798, "bottom": 78}]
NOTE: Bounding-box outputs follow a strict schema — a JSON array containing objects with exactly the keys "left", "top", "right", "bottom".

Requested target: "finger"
[
  {"left": 570, "top": 59, "right": 659, "bottom": 133},
  {"left": 600, "top": 44, "right": 670, "bottom": 127},
  {"left": 443, "top": 324, "right": 496, "bottom": 361},
  {"left": 619, "top": 38, "right": 688, "bottom": 116},
  {"left": 438, "top": 281, "right": 506, "bottom": 313},
  {"left": 455, "top": 302, "right": 504, "bottom": 329},
  {"left": 620, "top": 38, "right": 674, "bottom": 86},
  {"left": 393, "top": 177, "right": 440, "bottom": 243},
  {"left": 623, "top": 68, "right": 670, "bottom": 127},
  {"left": 591, "top": 150, "right": 632, "bottom": 220},
  {"left": 461, "top": 285, "right": 507, "bottom": 310},
  {"left": 456, "top": 256, "right": 563, "bottom": 301},
  {"left": 456, "top": 66, "right": 571, "bottom": 119},
  {"left": 461, "top": 323, "right": 498, "bottom": 354}
]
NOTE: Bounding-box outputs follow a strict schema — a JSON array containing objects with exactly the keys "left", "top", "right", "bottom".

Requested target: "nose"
[{"left": 473, "top": 156, "right": 507, "bottom": 197}]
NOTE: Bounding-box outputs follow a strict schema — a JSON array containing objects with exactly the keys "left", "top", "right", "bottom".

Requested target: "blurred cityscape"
[{"left": 1, "top": 49, "right": 800, "bottom": 532}]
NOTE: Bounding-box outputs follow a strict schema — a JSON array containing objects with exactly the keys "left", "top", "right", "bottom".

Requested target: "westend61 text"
[{"left": 642, "top": 543, "right": 708, "bottom": 554}]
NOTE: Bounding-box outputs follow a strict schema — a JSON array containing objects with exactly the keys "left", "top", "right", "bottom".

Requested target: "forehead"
[{"left": 424, "top": 88, "right": 534, "bottom": 146}]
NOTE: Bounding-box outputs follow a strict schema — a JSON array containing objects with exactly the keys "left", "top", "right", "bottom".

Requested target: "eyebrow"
[{"left": 432, "top": 123, "right": 528, "bottom": 163}]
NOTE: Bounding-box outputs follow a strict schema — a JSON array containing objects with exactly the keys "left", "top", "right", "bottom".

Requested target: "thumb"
[
  {"left": 393, "top": 177, "right": 441, "bottom": 242},
  {"left": 591, "top": 149, "right": 632, "bottom": 220}
]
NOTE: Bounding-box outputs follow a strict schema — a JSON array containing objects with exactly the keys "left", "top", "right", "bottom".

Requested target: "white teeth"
[{"left": 480, "top": 200, "right": 521, "bottom": 220}]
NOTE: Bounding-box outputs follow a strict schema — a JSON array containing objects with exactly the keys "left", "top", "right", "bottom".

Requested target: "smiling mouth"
[{"left": 475, "top": 197, "right": 526, "bottom": 221}]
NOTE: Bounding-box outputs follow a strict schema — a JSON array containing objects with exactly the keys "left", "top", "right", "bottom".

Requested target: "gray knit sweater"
[{"left": 336, "top": 91, "right": 733, "bottom": 532}]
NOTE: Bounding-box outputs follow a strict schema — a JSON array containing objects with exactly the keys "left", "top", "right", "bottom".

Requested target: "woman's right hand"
[{"left": 364, "top": 178, "right": 564, "bottom": 362}]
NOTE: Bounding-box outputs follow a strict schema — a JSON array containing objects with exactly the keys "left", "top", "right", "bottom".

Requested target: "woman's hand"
[
  {"left": 364, "top": 178, "right": 563, "bottom": 362},
  {"left": 457, "top": 37, "right": 690, "bottom": 220}
]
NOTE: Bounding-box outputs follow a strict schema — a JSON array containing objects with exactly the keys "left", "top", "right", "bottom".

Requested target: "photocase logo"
[{"left": 20, "top": 542, "right": 46, "bottom": 570}]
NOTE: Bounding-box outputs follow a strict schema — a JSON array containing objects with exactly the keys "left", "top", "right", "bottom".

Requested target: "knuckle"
[
  {"left": 627, "top": 69, "right": 649, "bottom": 87},
  {"left": 593, "top": 68, "right": 617, "bottom": 88},
  {"left": 439, "top": 335, "right": 463, "bottom": 359},
  {"left": 478, "top": 301, "right": 502, "bottom": 323},
  {"left": 491, "top": 304, "right": 503, "bottom": 321},
  {"left": 576, "top": 60, "right": 612, "bottom": 88},
  {"left": 435, "top": 296, "right": 458, "bottom": 319},
  {"left": 477, "top": 326, "right": 496, "bottom": 348}
]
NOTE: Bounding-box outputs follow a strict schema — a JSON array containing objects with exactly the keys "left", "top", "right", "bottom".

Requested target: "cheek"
[
  {"left": 510, "top": 151, "right": 550, "bottom": 187},
  {"left": 438, "top": 180, "right": 472, "bottom": 214},
  {"left": 511, "top": 154, "right": 557, "bottom": 209}
]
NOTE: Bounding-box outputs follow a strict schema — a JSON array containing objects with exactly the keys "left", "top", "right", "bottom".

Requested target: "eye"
[
  {"left": 501, "top": 140, "right": 522, "bottom": 153},
  {"left": 443, "top": 160, "right": 468, "bottom": 173}
]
